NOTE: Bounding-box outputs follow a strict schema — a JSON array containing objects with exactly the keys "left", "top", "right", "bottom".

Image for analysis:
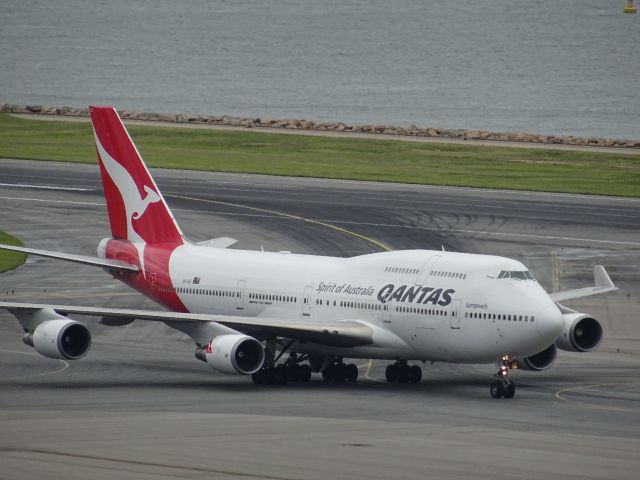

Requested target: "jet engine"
[
  {"left": 23, "top": 319, "right": 92, "bottom": 360},
  {"left": 201, "top": 334, "right": 265, "bottom": 375},
  {"left": 555, "top": 312, "right": 603, "bottom": 353},
  {"left": 515, "top": 344, "right": 557, "bottom": 371}
]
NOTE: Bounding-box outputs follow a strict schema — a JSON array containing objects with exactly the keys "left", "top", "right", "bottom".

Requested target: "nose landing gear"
[{"left": 490, "top": 355, "right": 516, "bottom": 399}]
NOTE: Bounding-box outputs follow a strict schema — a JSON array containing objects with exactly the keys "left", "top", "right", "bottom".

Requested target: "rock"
[
  {"left": 464, "top": 130, "right": 480, "bottom": 140},
  {"left": 25, "top": 105, "right": 43, "bottom": 113},
  {"left": 156, "top": 114, "right": 175, "bottom": 122}
]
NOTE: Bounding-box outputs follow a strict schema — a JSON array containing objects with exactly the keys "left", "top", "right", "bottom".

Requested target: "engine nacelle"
[
  {"left": 515, "top": 344, "right": 557, "bottom": 371},
  {"left": 555, "top": 313, "right": 603, "bottom": 353},
  {"left": 203, "top": 334, "right": 265, "bottom": 375},
  {"left": 24, "top": 319, "right": 92, "bottom": 360}
]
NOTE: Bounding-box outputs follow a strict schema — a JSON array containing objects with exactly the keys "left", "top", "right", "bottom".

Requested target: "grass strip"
[
  {"left": 0, "top": 231, "right": 26, "bottom": 274},
  {"left": 0, "top": 113, "right": 638, "bottom": 197}
]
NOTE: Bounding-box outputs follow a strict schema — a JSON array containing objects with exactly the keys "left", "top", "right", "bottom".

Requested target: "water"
[{"left": 1, "top": 0, "right": 639, "bottom": 138}]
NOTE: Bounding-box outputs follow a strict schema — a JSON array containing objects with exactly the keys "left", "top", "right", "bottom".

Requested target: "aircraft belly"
[{"left": 290, "top": 342, "right": 406, "bottom": 360}]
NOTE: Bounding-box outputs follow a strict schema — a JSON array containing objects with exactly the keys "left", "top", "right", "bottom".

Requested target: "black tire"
[
  {"left": 385, "top": 365, "right": 397, "bottom": 383},
  {"left": 409, "top": 365, "right": 422, "bottom": 384},
  {"left": 299, "top": 364, "right": 312, "bottom": 382},
  {"left": 333, "top": 364, "right": 346, "bottom": 383},
  {"left": 490, "top": 381, "right": 505, "bottom": 399},
  {"left": 503, "top": 382, "right": 516, "bottom": 399},
  {"left": 322, "top": 364, "right": 335, "bottom": 382},
  {"left": 274, "top": 365, "right": 288, "bottom": 385},
  {"left": 287, "top": 365, "right": 299, "bottom": 382},
  {"left": 346, "top": 363, "right": 358, "bottom": 382},
  {"left": 397, "top": 365, "right": 410, "bottom": 384},
  {"left": 252, "top": 369, "right": 265, "bottom": 385}
]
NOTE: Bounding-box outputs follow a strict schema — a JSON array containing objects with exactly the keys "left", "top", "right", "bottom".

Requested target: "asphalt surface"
[{"left": 0, "top": 158, "right": 639, "bottom": 480}]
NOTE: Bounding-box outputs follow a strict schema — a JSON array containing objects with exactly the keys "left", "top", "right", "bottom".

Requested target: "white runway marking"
[
  {"left": 0, "top": 183, "right": 92, "bottom": 192},
  {"left": 0, "top": 196, "right": 104, "bottom": 206}
]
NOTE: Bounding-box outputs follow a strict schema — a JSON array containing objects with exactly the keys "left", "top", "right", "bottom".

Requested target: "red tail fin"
[{"left": 90, "top": 106, "right": 183, "bottom": 245}]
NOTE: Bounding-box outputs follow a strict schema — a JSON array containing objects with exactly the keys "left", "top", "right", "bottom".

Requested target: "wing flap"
[
  {"left": 549, "top": 265, "right": 617, "bottom": 302},
  {"left": 0, "top": 302, "right": 373, "bottom": 347},
  {"left": 0, "top": 244, "right": 139, "bottom": 273}
]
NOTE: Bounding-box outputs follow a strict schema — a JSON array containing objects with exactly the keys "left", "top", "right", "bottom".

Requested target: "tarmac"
[{"left": 0, "top": 158, "right": 639, "bottom": 479}]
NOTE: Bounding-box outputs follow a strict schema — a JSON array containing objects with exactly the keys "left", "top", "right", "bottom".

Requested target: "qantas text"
[{"left": 377, "top": 284, "right": 455, "bottom": 306}]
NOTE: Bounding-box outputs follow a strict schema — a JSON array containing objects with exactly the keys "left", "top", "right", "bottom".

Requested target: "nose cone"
[{"left": 536, "top": 305, "right": 564, "bottom": 345}]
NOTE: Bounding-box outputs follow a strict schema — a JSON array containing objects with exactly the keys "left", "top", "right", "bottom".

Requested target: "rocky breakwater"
[{"left": 2, "top": 103, "right": 639, "bottom": 149}]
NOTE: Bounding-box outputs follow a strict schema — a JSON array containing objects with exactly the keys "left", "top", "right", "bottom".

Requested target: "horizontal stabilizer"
[
  {"left": 550, "top": 265, "right": 617, "bottom": 302},
  {"left": 0, "top": 302, "right": 373, "bottom": 348},
  {"left": 196, "top": 237, "right": 238, "bottom": 249},
  {"left": 0, "top": 244, "right": 139, "bottom": 273}
]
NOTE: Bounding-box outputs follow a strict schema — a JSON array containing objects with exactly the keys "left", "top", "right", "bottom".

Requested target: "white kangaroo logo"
[{"left": 95, "top": 136, "right": 161, "bottom": 277}]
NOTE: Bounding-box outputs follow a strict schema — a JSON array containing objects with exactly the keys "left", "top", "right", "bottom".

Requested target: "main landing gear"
[
  {"left": 322, "top": 358, "right": 359, "bottom": 383},
  {"left": 490, "top": 355, "right": 516, "bottom": 399},
  {"left": 385, "top": 361, "right": 422, "bottom": 384},
  {"left": 252, "top": 352, "right": 312, "bottom": 385}
]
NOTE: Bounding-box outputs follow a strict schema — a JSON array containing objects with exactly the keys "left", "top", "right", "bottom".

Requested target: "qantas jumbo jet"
[{"left": 0, "top": 107, "right": 617, "bottom": 398}]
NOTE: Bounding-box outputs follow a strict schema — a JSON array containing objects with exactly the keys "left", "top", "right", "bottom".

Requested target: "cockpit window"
[{"left": 498, "top": 270, "right": 535, "bottom": 281}]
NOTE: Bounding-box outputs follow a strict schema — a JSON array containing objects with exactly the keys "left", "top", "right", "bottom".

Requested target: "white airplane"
[{"left": 0, "top": 107, "right": 617, "bottom": 398}]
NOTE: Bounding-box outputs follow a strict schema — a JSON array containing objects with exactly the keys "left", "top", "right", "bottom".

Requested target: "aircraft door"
[
  {"left": 450, "top": 299, "right": 462, "bottom": 329},
  {"left": 382, "top": 302, "right": 390, "bottom": 324},
  {"left": 236, "top": 280, "right": 246, "bottom": 310},
  {"left": 302, "top": 285, "right": 313, "bottom": 317}
]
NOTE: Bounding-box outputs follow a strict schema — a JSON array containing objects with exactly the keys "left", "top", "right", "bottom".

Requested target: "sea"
[{"left": 1, "top": 0, "right": 639, "bottom": 139}]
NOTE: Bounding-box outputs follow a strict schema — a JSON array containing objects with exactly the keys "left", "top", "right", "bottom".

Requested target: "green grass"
[
  {"left": 0, "top": 231, "right": 26, "bottom": 273},
  {"left": 1, "top": 113, "right": 639, "bottom": 196}
]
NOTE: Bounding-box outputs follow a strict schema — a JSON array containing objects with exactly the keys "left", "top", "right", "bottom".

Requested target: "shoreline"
[{"left": 2, "top": 103, "right": 639, "bottom": 154}]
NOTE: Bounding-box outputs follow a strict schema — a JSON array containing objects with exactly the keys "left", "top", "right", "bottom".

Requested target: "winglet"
[
  {"left": 549, "top": 265, "right": 617, "bottom": 302},
  {"left": 594, "top": 265, "right": 615, "bottom": 290}
]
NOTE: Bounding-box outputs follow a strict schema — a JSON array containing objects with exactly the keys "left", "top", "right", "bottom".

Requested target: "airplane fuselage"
[{"left": 103, "top": 240, "right": 564, "bottom": 365}]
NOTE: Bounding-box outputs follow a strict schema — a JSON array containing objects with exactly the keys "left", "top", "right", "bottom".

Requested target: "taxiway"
[{"left": 0, "top": 159, "right": 639, "bottom": 479}]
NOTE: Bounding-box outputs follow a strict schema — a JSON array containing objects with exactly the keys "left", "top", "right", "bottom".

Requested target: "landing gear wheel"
[
  {"left": 252, "top": 369, "right": 266, "bottom": 385},
  {"left": 322, "top": 360, "right": 358, "bottom": 383},
  {"left": 322, "top": 364, "right": 337, "bottom": 382},
  {"left": 298, "top": 364, "right": 312, "bottom": 382},
  {"left": 286, "top": 364, "right": 300, "bottom": 382},
  {"left": 274, "top": 364, "right": 288, "bottom": 385},
  {"left": 385, "top": 364, "right": 398, "bottom": 383},
  {"left": 409, "top": 365, "right": 422, "bottom": 384},
  {"left": 385, "top": 361, "right": 421, "bottom": 384},
  {"left": 490, "top": 355, "right": 517, "bottom": 399},
  {"left": 346, "top": 363, "right": 359, "bottom": 382},
  {"left": 490, "top": 381, "right": 504, "bottom": 399},
  {"left": 503, "top": 382, "right": 516, "bottom": 399}
]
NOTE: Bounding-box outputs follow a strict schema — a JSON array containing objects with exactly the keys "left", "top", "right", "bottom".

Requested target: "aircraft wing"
[
  {"left": 549, "top": 265, "right": 617, "bottom": 302},
  {"left": 0, "top": 302, "right": 373, "bottom": 348},
  {"left": 0, "top": 243, "right": 139, "bottom": 273},
  {"left": 196, "top": 237, "right": 238, "bottom": 248}
]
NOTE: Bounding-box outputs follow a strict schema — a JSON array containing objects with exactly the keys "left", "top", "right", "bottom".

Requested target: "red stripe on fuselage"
[{"left": 104, "top": 239, "right": 187, "bottom": 312}]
